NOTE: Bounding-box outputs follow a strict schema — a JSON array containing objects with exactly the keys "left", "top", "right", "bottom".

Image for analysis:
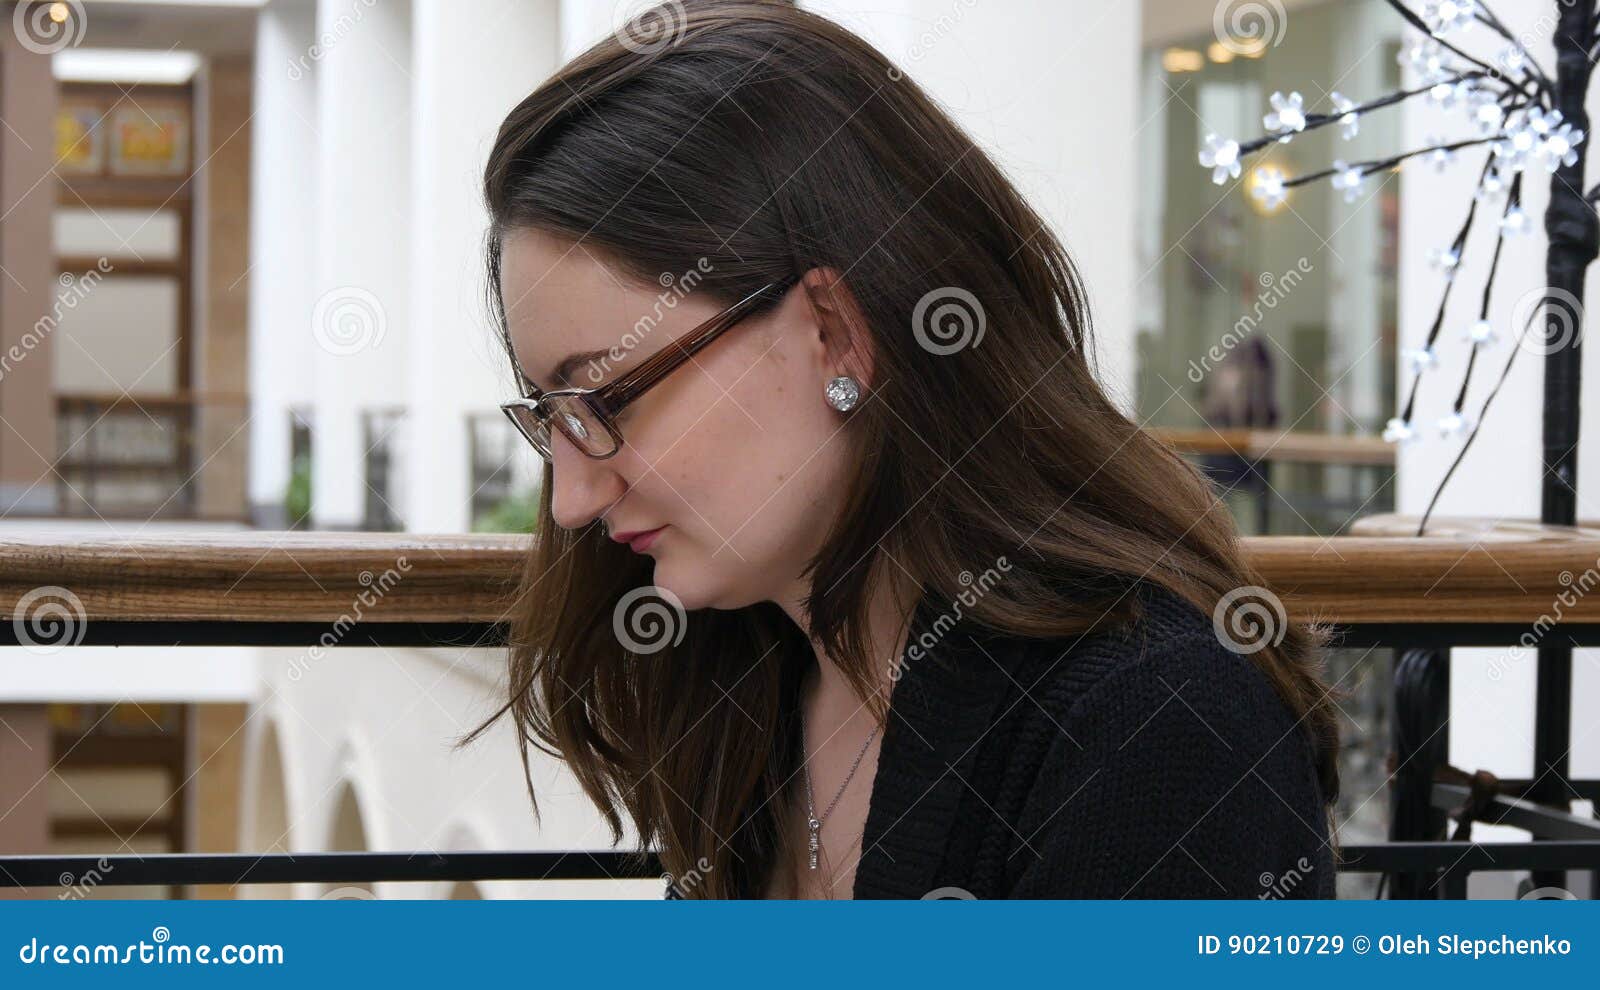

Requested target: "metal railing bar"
[
  {"left": 4, "top": 622, "right": 1599, "bottom": 650},
  {"left": 8, "top": 843, "right": 1600, "bottom": 887},
  {"left": 1337, "top": 840, "right": 1600, "bottom": 873},
  {"left": 0, "top": 851, "right": 663, "bottom": 888},
  {"left": 1431, "top": 783, "right": 1600, "bottom": 840}
]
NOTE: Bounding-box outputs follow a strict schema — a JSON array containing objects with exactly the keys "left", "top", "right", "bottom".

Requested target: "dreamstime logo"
[
  {"left": 612, "top": 585, "right": 688, "bottom": 654},
  {"left": 661, "top": 856, "right": 713, "bottom": 898},
  {"left": 889, "top": 557, "right": 1011, "bottom": 682},
  {"left": 922, "top": 885, "right": 976, "bottom": 899},
  {"left": 1487, "top": 5, "right": 1562, "bottom": 83},
  {"left": 58, "top": 858, "right": 112, "bottom": 900},
  {"left": 285, "top": 558, "right": 411, "bottom": 681},
  {"left": 575, "top": 258, "right": 714, "bottom": 385},
  {"left": 14, "top": 585, "right": 87, "bottom": 654},
  {"left": 287, "top": 0, "right": 376, "bottom": 81},
  {"left": 1510, "top": 286, "right": 1584, "bottom": 357},
  {"left": 912, "top": 286, "right": 986, "bottom": 356},
  {"left": 1212, "top": 0, "right": 1287, "bottom": 56},
  {"left": 1212, "top": 585, "right": 1286, "bottom": 655},
  {"left": 14, "top": 0, "right": 86, "bottom": 55},
  {"left": 613, "top": 0, "right": 687, "bottom": 55},
  {"left": 1488, "top": 553, "right": 1600, "bottom": 683},
  {"left": 1258, "top": 856, "right": 1314, "bottom": 899},
  {"left": 1188, "top": 257, "right": 1312, "bottom": 383},
  {"left": 0, "top": 259, "right": 113, "bottom": 383},
  {"left": 1520, "top": 885, "right": 1578, "bottom": 900},
  {"left": 892, "top": 0, "right": 977, "bottom": 76},
  {"left": 320, "top": 886, "right": 377, "bottom": 900},
  {"left": 312, "top": 286, "right": 387, "bottom": 356}
]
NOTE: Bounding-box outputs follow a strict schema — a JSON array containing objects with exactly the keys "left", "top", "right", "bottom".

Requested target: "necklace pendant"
[{"left": 807, "top": 817, "right": 821, "bottom": 870}]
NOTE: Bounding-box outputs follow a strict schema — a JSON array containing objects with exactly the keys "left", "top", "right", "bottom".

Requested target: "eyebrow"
[{"left": 546, "top": 348, "right": 612, "bottom": 389}]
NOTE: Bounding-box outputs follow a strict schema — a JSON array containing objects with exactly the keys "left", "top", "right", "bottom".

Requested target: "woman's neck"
[{"left": 776, "top": 569, "right": 918, "bottom": 712}]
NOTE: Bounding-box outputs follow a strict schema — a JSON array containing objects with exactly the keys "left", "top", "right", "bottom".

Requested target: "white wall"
[
  {"left": 244, "top": 643, "right": 657, "bottom": 898},
  {"left": 803, "top": 0, "right": 1143, "bottom": 408}
]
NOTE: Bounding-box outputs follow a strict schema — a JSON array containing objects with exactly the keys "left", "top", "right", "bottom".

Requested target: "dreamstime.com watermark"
[
  {"left": 12, "top": 585, "right": 88, "bottom": 654},
  {"left": 13, "top": 0, "right": 86, "bottom": 55},
  {"left": 1187, "top": 257, "right": 1312, "bottom": 384},
  {"left": 0, "top": 260, "right": 114, "bottom": 383},
  {"left": 1487, "top": 553, "right": 1600, "bottom": 682},
  {"left": 57, "top": 858, "right": 112, "bottom": 900},
  {"left": 1212, "top": 584, "right": 1287, "bottom": 655},
  {"left": 889, "top": 557, "right": 1012, "bottom": 682},
  {"left": 1486, "top": 2, "right": 1575, "bottom": 81},
  {"left": 892, "top": 0, "right": 977, "bottom": 74},
  {"left": 285, "top": 558, "right": 412, "bottom": 681},
  {"left": 1213, "top": 0, "right": 1288, "bottom": 57},
  {"left": 571, "top": 258, "right": 715, "bottom": 386},
  {"left": 1510, "top": 285, "right": 1585, "bottom": 358},
  {"left": 911, "top": 286, "right": 986, "bottom": 356},
  {"left": 312, "top": 285, "right": 387, "bottom": 356},
  {"left": 613, "top": 0, "right": 688, "bottom": 55},
  {"left": 612, "top": 585, "right": 689, "bottom": 655},
  {"left": 17, "top": 928, "right": 284, "bottom": 967},
  {"left": 287, "top": 0, "right": 377, "bottom": 81},
  {"left": 662, "top": 856, "right": 713, "bottom": 898},
  {"left": 1258, "top": 856, "right": 1315, "bottom": 899}
]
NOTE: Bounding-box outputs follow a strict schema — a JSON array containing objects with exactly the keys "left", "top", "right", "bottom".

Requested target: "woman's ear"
[{"left": 798, "top": 266, "right": 877, "bottom": 391}]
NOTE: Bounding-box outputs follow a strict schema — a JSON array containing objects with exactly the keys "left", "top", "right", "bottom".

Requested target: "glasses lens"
[
  {"left": 502, "top": 404, "right": 553, "bottom": 460},
  {"left": 543, "top": 393, "right": 617, "bottom": 458}
]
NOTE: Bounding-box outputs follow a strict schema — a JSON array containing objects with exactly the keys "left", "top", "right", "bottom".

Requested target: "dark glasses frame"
[{"left": 501, "top": 276, "right": 797, "bottom": 460}]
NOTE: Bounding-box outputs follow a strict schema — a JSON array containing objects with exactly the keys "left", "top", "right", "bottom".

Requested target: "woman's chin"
[
  {"left": 649, "top": 559, "right": 741, "bottom": 613},
  {"left": 646, "top": 558, "right": 700, "bottom": 609}
]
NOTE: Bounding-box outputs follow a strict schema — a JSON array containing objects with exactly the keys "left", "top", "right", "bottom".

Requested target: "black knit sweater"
[{"left": 670, "top": 579, "right": 1337, "bottom": 899}]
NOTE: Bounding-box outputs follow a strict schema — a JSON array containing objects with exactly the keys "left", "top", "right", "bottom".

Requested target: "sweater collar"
[{"left": 851, "top": 585, "right": 1012, "bottom": 899}]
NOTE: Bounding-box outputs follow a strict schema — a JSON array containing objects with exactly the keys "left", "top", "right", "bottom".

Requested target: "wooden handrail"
[
  {"left": 0, "top": 533, "right": 524, "bottom": 624},
  {"left": 1151, "top": 428, "right": 1395, "bottom": 467},
  {"left": 0, "top": 530, "right": 1596, "bottom": 625},
  {"left": 55, "top": 390, "right": 251, "bottom": 410}
]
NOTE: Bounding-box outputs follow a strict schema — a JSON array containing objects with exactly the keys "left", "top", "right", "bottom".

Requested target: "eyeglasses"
[{"left": 501, "top": 277, "right": 796, "bottom": 461}]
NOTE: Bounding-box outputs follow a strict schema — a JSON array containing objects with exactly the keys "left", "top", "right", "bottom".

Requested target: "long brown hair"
[{"left": 463, "top": 0, "right": 1343, "bottom": 898}]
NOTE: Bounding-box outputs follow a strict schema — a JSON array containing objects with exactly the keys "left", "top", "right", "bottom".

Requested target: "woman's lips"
[{"left": 627, "top": 526, "right": 666, "bottom": 552}]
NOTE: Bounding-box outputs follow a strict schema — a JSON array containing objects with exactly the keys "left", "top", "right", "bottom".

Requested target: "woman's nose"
[{"left": 547, "top": 430, "right": 623, "bottom": 531}]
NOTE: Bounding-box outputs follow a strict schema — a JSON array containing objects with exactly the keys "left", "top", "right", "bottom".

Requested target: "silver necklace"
[{"left": 800, "top": 718, "right": 882, "bottom": 871}]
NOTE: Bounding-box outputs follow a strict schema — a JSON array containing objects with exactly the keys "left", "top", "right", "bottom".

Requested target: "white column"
[
  {"left": 405, "top": 0, "right": 560, "bottom": 532},
  {"left": 249, "top": 0, "right": 319, "bottom": 521},
  {"left": 311, "top": 0, "right": 413, "bottom": 529}
]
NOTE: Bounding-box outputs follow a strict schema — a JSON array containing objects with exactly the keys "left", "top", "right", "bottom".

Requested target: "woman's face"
[{"left": 499, "top": 228, "right": 860, "bottom": 612}]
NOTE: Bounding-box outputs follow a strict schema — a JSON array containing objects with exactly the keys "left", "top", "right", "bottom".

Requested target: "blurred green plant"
[
  {"left": 472, "top": 490, "right": 540, "bottom": 534},
  {"left": 285, "top": 452, "right": 312, "bottom": 529}
]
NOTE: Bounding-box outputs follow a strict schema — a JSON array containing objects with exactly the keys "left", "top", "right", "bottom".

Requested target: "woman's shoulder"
[
  {"left": 1013, "top": 579, "right": 1300, "bottom": 741},
  {"left": 997, "top": 579, "right": 1334, "bottom": 897}
]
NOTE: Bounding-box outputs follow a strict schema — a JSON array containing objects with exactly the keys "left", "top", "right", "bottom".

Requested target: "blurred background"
[{"left": 0, "top": 0, "right": 1594, "bottom": 899}]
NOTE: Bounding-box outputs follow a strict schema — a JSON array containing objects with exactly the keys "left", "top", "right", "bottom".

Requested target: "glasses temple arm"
[{"left": 592, "top": 281, "right": 787, "bottom": 416}]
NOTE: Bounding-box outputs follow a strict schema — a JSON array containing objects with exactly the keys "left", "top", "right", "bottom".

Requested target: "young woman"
[{"left": 465, "top": 0, "right": 1344, "bottom": 899}]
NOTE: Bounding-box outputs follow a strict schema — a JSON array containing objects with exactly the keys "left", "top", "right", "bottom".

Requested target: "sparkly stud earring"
[{"left": 824, "top": 375, "right": 861, "bottom": 412}]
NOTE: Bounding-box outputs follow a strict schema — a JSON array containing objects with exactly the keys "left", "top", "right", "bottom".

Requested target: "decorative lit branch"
[{"left": 1196, "top": 0, "right": 1590, "bottom": 535}]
